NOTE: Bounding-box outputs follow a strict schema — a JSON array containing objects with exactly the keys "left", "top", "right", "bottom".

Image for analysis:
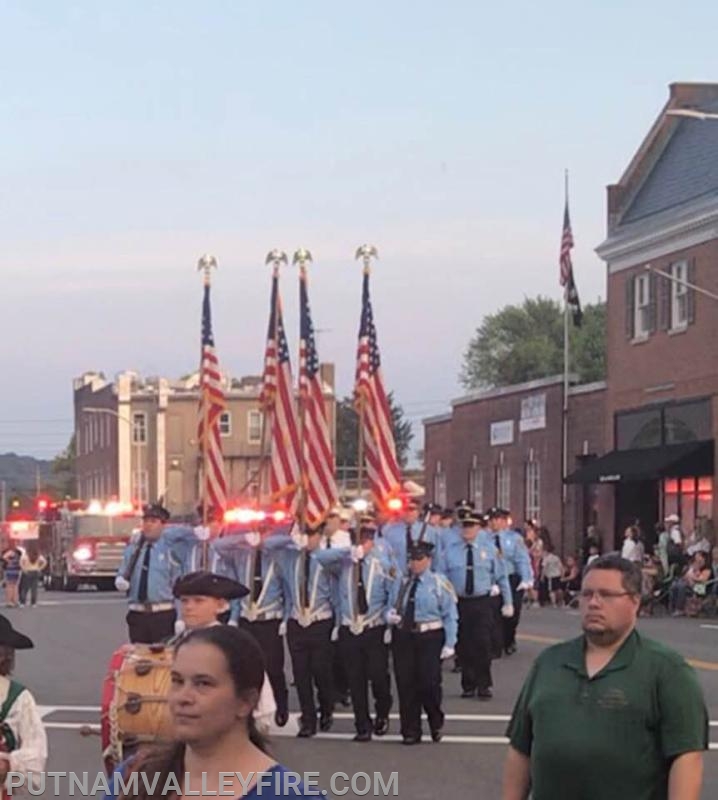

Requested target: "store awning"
[{"left": 565, "top": 440, "right": 714, "bottom": 484}]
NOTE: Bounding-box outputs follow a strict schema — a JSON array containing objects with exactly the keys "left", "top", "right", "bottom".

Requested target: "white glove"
[
  {"left": 245, "top": 531, "right": 261, "bottom": 548},
  {"left": 490, "top": 584, "right": 500, "bottom": 597},
  {"left": 440, "top": 646, "right": 455, "bottom": 661},
  {"left": 290, "top": 530, "right": 308, "bottom": 549},
  {"left": 115, "top": 576, "right": 130, "bottom": 592},
  {"left": 386, "top": 609, "right": 402, "bottom": 626},
  {"left": 278, "top": 621, "right": 287, "bottom": 637},
  {"left": 330, "top": 626, "right": 339, "bottom": 642},
  {"left": 518, "top": 581, "right": 533, "bottom": 591},
  {"left": 501, "top": 605, "right": 515, "bottom": 618},
  {"left": 193, "top": 525, "right": 210, "bottom": 541},
  {"left": 228, "top": 619, "right": 238, "bottom": 628},
  {"left": 174, "top": 619, "right": 186, "bottom": 636},
  {"left": 350, "top": 545, "right": 364, "bottom": 563}
]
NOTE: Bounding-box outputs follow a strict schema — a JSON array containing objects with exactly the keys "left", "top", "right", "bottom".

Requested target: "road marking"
[
  {"left": 517, "top": 633, "right": 718, "bottom": 672},
  {"left": 35, "top": 599, "right": 125, "bottom": 607},
  {"left": 700, "top": 624, "right": 718, "bottom": 630}
]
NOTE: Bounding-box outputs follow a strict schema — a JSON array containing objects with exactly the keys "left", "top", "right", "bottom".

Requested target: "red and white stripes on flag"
[
  {"left": 299, "top": 267, "right": 338, "bottom": 527},
  {"left": 197, "top": 283, "right": 228, "bottom": 513},
  {"left": 354, "top": 269, "right": 401, "bottom": 506},
  {"left": 260, "top": 267, "right": 302, "bottom": 510}
]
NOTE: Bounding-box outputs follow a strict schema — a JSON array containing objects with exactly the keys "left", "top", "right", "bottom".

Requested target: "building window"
[
  {"left": 248, "top": 410, "right": 263, "bottom": 444},
  {"left": 634, "top": 273, "right": 651, "bottom": 338},
  {"left": 219, "top": 412, "right": 232, "bottom": 437},
  {"left": 132, "top": 470, "right": 149, "bottom": 504},
  {"left": 670, "top": 261, "right": 688, "bottom": 330},
  {"left": 525, "top": 460, "right": 540, "bottom": 521},
  {"left": 495, "top": 465, "right": 510, "bottom": 510},
  {"left": 662, "top": 476, "right": 712, "bottom": 536},
  {"left": 468, "top": 456, "right": 482, "bottom": 511},
  {"left": 434, "top": 461, "right": 447, "bottom": 507},
  {"left": 132, "top": 412, "right": 147, "bottom": 445}
]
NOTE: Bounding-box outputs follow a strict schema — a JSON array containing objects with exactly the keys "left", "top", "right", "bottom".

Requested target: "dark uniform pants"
[
  {"left": 239, "top": 618, "right": 288, "bottom": 716},
  {"left": 392, "top": 628, "right": 444, "bottom": 739},
  {"left": 490, "top": 595, "right": 503, "bottom": 659},
  {"left": 287, "top": 618, "right": 334, "bottom": 730},
  {"left": 502, "top": 574, "right": 524, "bottom": 649},
  {"left": 458, "top": 596, "right": 493, "bottom": 692},
  {"left": 339, "top": 625, "right": 392, "bottom": 734},
  {"left": 126, "top": 609, "right": 176, "bottom": 644}
]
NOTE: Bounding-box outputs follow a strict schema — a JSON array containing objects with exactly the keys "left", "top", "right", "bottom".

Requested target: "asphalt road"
[{"left": 3, "top": 589, "right": 717, "bottom": 798}]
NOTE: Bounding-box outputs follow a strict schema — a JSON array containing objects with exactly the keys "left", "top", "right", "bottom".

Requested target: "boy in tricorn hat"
[{"left": 0, "top": 615, "right": 47, "bottom": 794}]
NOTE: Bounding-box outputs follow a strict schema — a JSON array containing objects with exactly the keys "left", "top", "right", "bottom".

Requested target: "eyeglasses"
[{"left": 579, "top": 589, "right": 634, "bottom": 602}]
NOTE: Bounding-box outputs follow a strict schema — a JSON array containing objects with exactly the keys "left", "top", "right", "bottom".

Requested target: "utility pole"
[{"left": 0, "top": 481, "right": 6, "bottom": 522}]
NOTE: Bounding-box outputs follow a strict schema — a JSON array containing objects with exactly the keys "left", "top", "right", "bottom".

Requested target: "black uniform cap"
[
  {"left": 440, "top": 508, "right": 454, "bottom": 520},
  {"left": 456, "top": 505, "right": 483, "bottom": 526},
  {"left": 173, "top": 571, "right": 250, "bottom": 600},
  {"left": 422, "top": 502, "right": 443, "bottom": 515},
  {"left": 143, "top": 503, "right": 170, "bottom": 522},
  {"left": 407, "top": 540, "right": 435, "bottom": 560},
  {"left": 487, "top": 506, "right": 511, "bottom": 520}
]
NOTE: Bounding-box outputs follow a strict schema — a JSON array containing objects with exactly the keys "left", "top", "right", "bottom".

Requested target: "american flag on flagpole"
[
  {"left": 197, "top": 282, "right": 228, "bottom": 513},
  {"left": 260, "top": 267, "right": 302, "bottom": 509},
  {"left": 299, "top": 267, "right": 338, "bottom": 527},
  {"left": 559, "top": 199, "right": 583, "bottom": 327},
  {"left": 354, "top": 269, "right": 401, "bottom": 506}
]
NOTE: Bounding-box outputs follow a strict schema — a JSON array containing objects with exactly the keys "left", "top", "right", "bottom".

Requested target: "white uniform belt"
[
  {"left": 292, "top": 609, "right": 333, "bottom": 628},
  {"left": 128, "top": 602, "right": 175, "bottom": 613},
  {"left": 414, "top": 620, "right": 443, "bottom": 633},
  {"left": 342, "top": 612, "right": 385, "bottom": 635},
  {"left": 244, "top": 611, "right": 283, "bottom": 623}
]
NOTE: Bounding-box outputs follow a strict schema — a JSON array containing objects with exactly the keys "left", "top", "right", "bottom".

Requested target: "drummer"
[{"left": 170, "top": 571, "right": 278, "bottom": 734}]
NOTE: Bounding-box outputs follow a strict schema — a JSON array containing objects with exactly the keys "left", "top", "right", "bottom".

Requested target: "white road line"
[{"left": 700, "top": 624, "right": 718, "bottom": 630}]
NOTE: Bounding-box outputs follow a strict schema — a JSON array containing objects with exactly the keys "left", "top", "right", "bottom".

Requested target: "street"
[{"left": 5, "top": 589, "right": 717, "bottom": 798}]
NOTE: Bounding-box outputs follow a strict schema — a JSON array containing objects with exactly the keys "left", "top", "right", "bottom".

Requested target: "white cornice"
[{"left": 596, "top": 196, "right": 718, "bottom": 273}]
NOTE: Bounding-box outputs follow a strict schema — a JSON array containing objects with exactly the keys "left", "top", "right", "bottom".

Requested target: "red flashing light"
[
  {"left": 37, "top": 499, "right": 48, "bottom": 511},
  {"left": 387, "top": 498, "right": 403, "bottom": 513},
  {"left": 272, "top": 510, "right": 287, "bottom": 524}
]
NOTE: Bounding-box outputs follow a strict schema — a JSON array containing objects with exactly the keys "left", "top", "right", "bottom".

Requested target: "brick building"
[
  {"left": 74, "top": 366, "right": 335, "bottom": 516},
  {"left": 424, "top": 82, "right": 718, "bottom": 554}
]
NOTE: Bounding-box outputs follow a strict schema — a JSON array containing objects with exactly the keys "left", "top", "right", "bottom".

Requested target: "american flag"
[
  {"left": 260, "top": 268, "right": 302, "bottom": 509},
  {"left": 354, "top": 270, "right": 401, "bottom": 505},
  {"left": 299, "top": 268, "right": 338, "bottom": 527},
  {"left": 559, "top": 200, "right": 583, "bottom": 327},
  {"left": 197, "top": 283, "right": 228, "bottom": 513}
]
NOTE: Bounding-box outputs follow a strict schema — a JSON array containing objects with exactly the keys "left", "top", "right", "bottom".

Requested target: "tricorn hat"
[
  {"left": 0, "top": 615, "right": 34, "bottom": 649},
  {"left": 173, "top": 571, "right": 250, "bottom": 600}
]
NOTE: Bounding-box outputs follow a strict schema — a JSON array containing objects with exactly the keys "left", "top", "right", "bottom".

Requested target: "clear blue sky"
[{"left": 1, "top": 1, "right": 716, "bottom": 459}]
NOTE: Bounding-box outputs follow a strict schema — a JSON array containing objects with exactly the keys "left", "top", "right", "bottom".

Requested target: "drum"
[{"left": 101, "top": 643, "right": 174, "bottom": 773}]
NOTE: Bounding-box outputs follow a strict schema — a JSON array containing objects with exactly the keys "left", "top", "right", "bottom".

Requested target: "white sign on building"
[
  {"left": 490, "top": 420, "right": 514, "bottom": 446},
  {"left": 519, "top": 393, "right": 547, "bottom": 432}
]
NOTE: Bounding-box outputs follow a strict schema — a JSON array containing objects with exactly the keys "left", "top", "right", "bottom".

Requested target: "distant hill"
[{"left": 0, "top": 452, "right": 54, "bottom": 493}]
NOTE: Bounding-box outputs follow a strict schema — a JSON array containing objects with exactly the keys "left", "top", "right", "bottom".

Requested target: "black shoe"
[
  {"left": 373, "top": 716, "right": 389, "bottom": 737},
  {"left": 505, "top": 643, "right": 517, "bottom": 656},
  {"left": 319, "top": 714, "right": 333, "bottom": 732},
  {"left": 477, "top": 688, "right": 493, "bottom": 701},
  {"left": 461, "top": 689, "right": 476, "bottom": 699},
  {"left": 297, "top": 726, "right": 316, "bottom": 738},
  {"left": 274, "top": 709, "right": 289, "bottom": 728},
  {"left": 431, "top": 728, "right": 443, "bottom": 743},
  {"left": 402, "top": 735, "right": 421, "bottom": 745},
  {"left": 353, "top": 731, "right": 372, "bottom": 742}
]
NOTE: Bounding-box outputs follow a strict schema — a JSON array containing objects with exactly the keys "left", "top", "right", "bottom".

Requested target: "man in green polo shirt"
[{"left": 502, "top": 554, "right": 708, "bottom": 800}]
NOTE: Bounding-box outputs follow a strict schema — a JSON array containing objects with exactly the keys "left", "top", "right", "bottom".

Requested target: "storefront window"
[
  {"left": 662, "top": 476, "right": 713, "bottom": 533},
  {"left": 664, "top": 399, "right": 711, "bottom": 444},
  {"left": 615, "top": 408, "right": 662, "bottom": 450}
]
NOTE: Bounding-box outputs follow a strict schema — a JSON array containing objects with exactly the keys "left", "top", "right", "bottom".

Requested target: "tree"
[
  {"left": 336, "top": 393, "right": 414, "bottom": 470},
  {"left": 50, "top": 434, "right": 76, "bottom": 498},
  {"left": 460, "top": 296, "right": 606, "bottom": 389}
]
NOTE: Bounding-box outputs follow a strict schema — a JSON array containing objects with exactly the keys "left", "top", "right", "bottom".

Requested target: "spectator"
[
  {"left": 670, "top": 552, "right": 712, "bottom": 617},
  {"left": 558, "top": 555, "right": 580, "bottom": 604},
  {"left": 665, "top": 513, "right": 683, "bottom": 546},
  {"left": 655, "top": 523, "right": 670, "bottom": 573},
  {"left": 685, "top": 528, "right": 712, "bottom": 558},
  {"left": 1, "top": 547, "right": 22, "bottom": 608},
  {"left": 620, "top": 526, "right": 644, "bottom": 564},
  {"left": 19, "top": 543, "right": 47, "bottom": 608},
  {"left": 541, "top": 545, "right": 563, "bottom": 608},
  {"left": 585, "top": 542, "right": 601, "bottom": 567},
  {"left": 523, "top": 521, "right": 541, "bottom": 608}
]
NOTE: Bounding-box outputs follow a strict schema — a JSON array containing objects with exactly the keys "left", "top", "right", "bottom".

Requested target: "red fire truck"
[{"left": 43, "top": 502, "right": 142, "bottom": 591}]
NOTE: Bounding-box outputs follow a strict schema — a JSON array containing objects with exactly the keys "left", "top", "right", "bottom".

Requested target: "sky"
[{"left": 1, "top": 0, "right": 717, "bottom": 460}]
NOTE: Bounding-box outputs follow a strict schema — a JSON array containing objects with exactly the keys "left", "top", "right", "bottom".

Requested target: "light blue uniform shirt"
[
  {"left": 382, "top": 520, "right": 443, "bottom": 572},
  {"left": 387, "top": 569, "right": 458, "bottom": 649},
  {"left": 117, "top": 533, "right": 184, "bottom": 605},
  {"left": 438, "top": 531, "right": 512, "bottom": 605},
  {"left": 497, "top": 528, "right": 534, "bottom": 583}
]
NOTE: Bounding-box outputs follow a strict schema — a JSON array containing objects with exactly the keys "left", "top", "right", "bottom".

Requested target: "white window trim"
[
  {"left": 525, "top": 460, "right": 540, "bottom": 521},
  {"left": 469, "top": 456, "right": 483, "bottom": 511},
  {"left": 247, "top": 410, "right": 263, "bottom": 444},
  {"left": 496, "top": 465, "right": 510, "bottom": 510},
  {"left": 219, "top": 411, "right": 232, "bottom": 437},
  {"left": 670, "top": 261, "right": 689, "bottom": 332},
  {"left": 132, "top": 469, "right": 150, "bottom": 504},
  {"left": 132, "top": 412, "right": 147, "bottom": 445},
  {"left": 634, "top": 273, "right": 651, "bottom": 340}
]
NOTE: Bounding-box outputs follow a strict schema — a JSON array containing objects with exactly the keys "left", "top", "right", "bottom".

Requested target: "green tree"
[
  {"left": 336, "top": 393, "right": 414, "bottom": 470},
  {"left": 50, "top": 434, "right": 76, "bottom": 498},
  {"left": 460, "top": 296, "right": 606, "bottom": 389}
]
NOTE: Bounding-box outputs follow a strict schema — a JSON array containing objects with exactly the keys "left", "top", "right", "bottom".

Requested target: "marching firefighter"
[
  {"left": 386, "top": 541, "right": 457, "bottom": 744},
  {"left": 489, "top": 508, "right": 533, "bottom": 655},
  {"left": 212, "top": 523, "right": 292, "bottom": 727},
  {"left": 333, "top": 520, "right": 395, "bottom": 741},
  {"left": 382, "top": 498, "right": 442, "bottom": 572},
  {"left": 439, "top": 504, "right": 513, "bottom": 700}
]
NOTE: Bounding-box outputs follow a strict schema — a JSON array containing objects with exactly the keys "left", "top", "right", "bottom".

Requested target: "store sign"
[
  {"left": 490, "top": 420, "right": 514, "bottom": 446},
  {"left": 520, "top": 393, "right": 546, "bottom": 432}
]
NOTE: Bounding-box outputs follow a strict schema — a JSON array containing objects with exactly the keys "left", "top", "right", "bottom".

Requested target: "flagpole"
[
  {"left": 561, "top": 172, "right": 570, "bottom": 559},
  {"left": 293, "top": 249, "right": 313, "bottom": 529},
  {"left": 197, "top": 254, "right": 218, "bottom": 570}
]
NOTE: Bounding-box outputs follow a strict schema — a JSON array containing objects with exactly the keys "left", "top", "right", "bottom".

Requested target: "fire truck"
[{"left": 42, "top": 501, "right": 142, "bottom": 591}]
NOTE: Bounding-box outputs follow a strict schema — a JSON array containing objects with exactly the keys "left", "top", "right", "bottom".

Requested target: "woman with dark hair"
[
  {"left": 1, "top": 547, "right": 22, "bottom": 608},
  {"left": 19, "top": 543, "right": 47, "bottom": 608},
  {"left": 104, "top": 626, "right": 330, "bottom": 799}
]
